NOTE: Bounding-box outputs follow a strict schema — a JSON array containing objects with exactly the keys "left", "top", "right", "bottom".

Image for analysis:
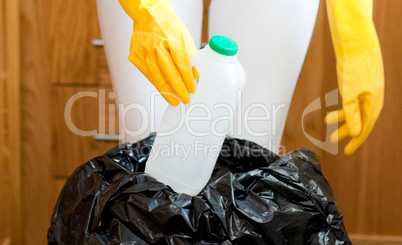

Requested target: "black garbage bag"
[{"left": 48, "top": 134, "right": 351, "bottom": 244}]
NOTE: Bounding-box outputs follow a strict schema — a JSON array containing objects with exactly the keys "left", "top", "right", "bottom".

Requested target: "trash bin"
[{"left": 48, "top": 134, "right": 351, "bottom": 244}]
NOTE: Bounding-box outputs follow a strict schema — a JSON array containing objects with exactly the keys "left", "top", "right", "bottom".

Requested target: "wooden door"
[
  {"left": 19, "top": 0, "right": 118, "bottom": 244},
  {"left": 0, "top": 0, "right": 21, "bottom": 244}
]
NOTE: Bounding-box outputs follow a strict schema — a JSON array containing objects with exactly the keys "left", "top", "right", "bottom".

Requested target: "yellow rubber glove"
[
  {"left": 118, "top": 0, "right": 197, "bottom": 106},
  {"left": 325, "top": 0, "right": 384, "bottom": 155}
]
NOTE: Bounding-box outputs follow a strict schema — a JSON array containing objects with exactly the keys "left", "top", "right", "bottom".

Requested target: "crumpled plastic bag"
[{"left": 48, "top": 134, "right": 351, "bottom": 244}]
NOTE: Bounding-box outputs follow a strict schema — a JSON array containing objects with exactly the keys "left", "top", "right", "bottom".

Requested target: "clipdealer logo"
[
  {"left": 63, "top": 88, "right": 340, "bottom": 155},
  {"left": 302, "top": 89, "right": 339, "bottom": 155}
]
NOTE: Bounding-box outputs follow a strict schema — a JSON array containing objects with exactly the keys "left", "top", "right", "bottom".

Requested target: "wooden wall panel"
[
  {"left": 20, "top": 0, "right": 115, "bottom": 243},
  {"left": 202, "top": 0, "right": 211, "bottom": 43},
  {"left": 51, "top": 86, "right": 118, "bottom": 177},
  {"left": 50, "top": 178, "right": 68, "bottom": 212},
  {"left": 0, "top": 0, "right": 7, "bottom": 241},
  {"left": 48, "top": 0, "right": 111, "bottom": 85},
  {"left": 20, "top": 0, "right": 53, "bottom": 243},
  {"left": 1, "top": 0, "right": 21, "bottom": 244},
  {"left": 351, "top": 235, "right": 402, "bottom": 245}
]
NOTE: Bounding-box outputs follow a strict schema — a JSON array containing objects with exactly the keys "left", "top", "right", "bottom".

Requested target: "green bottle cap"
[{"left": 209, "top": 35, "right": 238, "bottom": 56}]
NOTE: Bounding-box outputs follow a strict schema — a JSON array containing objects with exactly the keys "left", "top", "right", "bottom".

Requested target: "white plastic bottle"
[{"left": 145, "top": 35, "right": 246, "bottom": 196}]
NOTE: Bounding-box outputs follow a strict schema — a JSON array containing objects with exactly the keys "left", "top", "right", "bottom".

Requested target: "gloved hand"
[
  {"left": 325, "top": 0, "right": 384, "bottom": 155},
  {"left": 118, "top": 0, "right": 198, "bottom": 106}
]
